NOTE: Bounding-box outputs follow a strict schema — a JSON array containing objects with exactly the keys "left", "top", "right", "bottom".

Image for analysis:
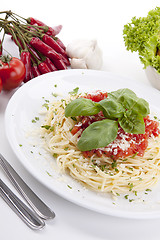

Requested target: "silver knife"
[
  {"left": 0, "top": 153, "right": 55, "bottom": 220},
  {"left": 0, "top": 178, "right": 45, "bottom": 230}
]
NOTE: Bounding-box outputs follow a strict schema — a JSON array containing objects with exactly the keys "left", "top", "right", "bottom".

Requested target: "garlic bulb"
[{"left": 66, "top": 39, "right": 103, "bottom": 70}]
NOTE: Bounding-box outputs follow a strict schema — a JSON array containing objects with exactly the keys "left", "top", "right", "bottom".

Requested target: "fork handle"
[
  {"left": 0, "top": 179, "right": 45, "bottom": 230},
  {"left": 0, "top": 153, "right": 55, "bottom": 220}
]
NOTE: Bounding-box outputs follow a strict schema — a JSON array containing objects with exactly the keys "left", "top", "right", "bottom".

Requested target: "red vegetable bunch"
[{"left": 0, "top": 11, "right": 70, "bottom": 86}]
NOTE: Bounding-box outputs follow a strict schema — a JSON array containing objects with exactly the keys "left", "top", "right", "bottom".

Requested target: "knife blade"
[{"left": 0, "top": 153, "right": 55, "bottom": 220}]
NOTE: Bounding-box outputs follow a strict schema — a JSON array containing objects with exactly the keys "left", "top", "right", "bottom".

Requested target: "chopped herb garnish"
[
  {"left": 53, "top": 153, "right": 58, "bottom": 158},
  {"left": 134, "top": 191, "right": 137, "bottom": 196},
  {"left": 128, "top": 182, "right": 134, "bottom": 191},
  {"left": 68, "top": 87, "right": 79, "bottom": 95},
  {"left": 101, "top": 165, "right": 106, "bottom": 171},
  {"left": 46, "top": 171, "right": 52, "bottom": 177},
  {"left": 122, "top": 158, "right": 128, "bottom": 161},
  {"left": 67, "top": 185, "right": 72, "bottom": 189},
  {"left": 131, "top": 152, "right": 138, "bottom": 158},
  {"left": 50, "top": 126, "right": 54, "bottom": 131},
  {"left": 64, "top": 147, "right": 69, "bottom": 151},
  {"left": 42, "top": 103, "right": 49, "bottom": 110},
  {"left": 19, "top": 144, "right": 22, "bottom": 147},
  {"left": 112, "top": 160, "right": 117, "bottom": 168},
  {"left": 53, "top": 110, "right": 57, "bottom": 115},
  {"left": 145, "top": 188, "right": 152, "bottom": 192},
  {"left": 124, "top": 194, "right": 129, "bottom": 199},
  {"left": 128, "top": 167, "right": 133, "bottom": 171},
  {"left": 41, "top": 125, "right": 51, "bottom": 130},
  {"left": 52, "top": 93, "right": 58, "bottom": 97},
  {"left": 32, "top": 117, "right": 39, "bottom": 123},
  {"left": 92, "top": 164, "right": 96, "bottom": 168},
  {"left": 54, "top": 84, "right": 57, "bottom": 87},
  {"left": 71, "top": 116, "right": 77, "bottom": 121}
]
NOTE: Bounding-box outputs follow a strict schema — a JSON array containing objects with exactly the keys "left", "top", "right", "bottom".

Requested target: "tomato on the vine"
[
  {"left": 0, "top": 56, "right": 26, "bottom": 91},
  {"left": 0, "top": 77, "right": 2, "bottom": 93}
]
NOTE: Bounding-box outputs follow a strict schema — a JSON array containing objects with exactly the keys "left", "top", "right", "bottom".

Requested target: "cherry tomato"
[
  {"left": 0, "top": 77, "right": 2, "bottom": 93},
  {"left": 0, "top": 57, "right": 26, "bottom": 91}
]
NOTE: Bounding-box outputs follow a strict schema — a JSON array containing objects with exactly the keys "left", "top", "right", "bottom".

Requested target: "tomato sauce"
[{"left": 71, "top": 91, "right": 160, "bottom": 160}]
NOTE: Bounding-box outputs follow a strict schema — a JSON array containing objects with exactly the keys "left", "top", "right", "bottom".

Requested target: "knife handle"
[
  {"left": 0, "top": 153, "right": 55, "bottom": 220},
  {"left": 0, "top": 179, "right": 45, "bottom": 230}
]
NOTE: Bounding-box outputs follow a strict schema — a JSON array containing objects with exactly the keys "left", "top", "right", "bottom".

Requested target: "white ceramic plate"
[{"left": 5, "top": 69, "right": 160, "bottom": 219}]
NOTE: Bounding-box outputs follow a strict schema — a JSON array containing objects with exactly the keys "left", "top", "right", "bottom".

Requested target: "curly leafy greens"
[
  {"left": 65, "top": 88, "right": 150, "bottom": 151},
  {"left": 123, "top": 7, "right": 160, "bottom": 73}
]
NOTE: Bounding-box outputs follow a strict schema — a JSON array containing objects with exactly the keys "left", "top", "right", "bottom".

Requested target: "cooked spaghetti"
[{"left": 40, "top": 91, "right": 160, "bottom": 195}]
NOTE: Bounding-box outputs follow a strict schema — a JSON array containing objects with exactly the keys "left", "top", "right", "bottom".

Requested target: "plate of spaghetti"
[{"left": 5, "top": 69, "right": 160, "bottom": 219}]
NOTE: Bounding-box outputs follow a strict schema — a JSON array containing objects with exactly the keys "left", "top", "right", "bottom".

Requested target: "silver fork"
[
  {"left": 0, "top": 153, "right": 55, "bottom": 221},
  {"left": 0, "top": 178, "right": 45, "bottom": 230}
]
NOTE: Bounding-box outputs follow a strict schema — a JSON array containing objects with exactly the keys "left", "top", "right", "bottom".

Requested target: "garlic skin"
[{"left": 66, "top": 39, "right": 103, "bottom": 70}]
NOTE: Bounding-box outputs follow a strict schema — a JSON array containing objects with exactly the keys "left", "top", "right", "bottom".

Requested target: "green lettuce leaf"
[{"left": 123, "top": 7, "right": 160, "bottom": 73}]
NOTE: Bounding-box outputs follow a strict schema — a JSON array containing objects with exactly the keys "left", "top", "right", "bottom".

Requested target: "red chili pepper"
[
  {"left": 0, "top": 40, "right": 2, "bottom": 55},
  {"left": 44, "top": 57, "right": 57, "bottom": 71},
  {"left": 30, "top": 37, "right": 61, "bottom": 61},
  {"left": 55, "top": 37, "right": 66, "bottom": 50},
  {"left": 46, "top": 25, "right": 62, "bottom": 36},
  {"left": 31, "top": 64, "right": 41, "bottom": 77},
  {"left": 59, "top": 54, "right": 70, "bottom": 66},
  {"left": 27, "top": 17, "right": 62, "bottom": 36},
  {"left": 20, "top": 51, "right": 32, "bottom": 82},
  {"left": 27, "top": 44, "right": 41, "bottom": 61},
  {"left": 42, "top": 34, "right": 67, "bottom": 57},
  {"left": 38, "top": 61, "right": 52, "bottom": 74},
  {"left": 53, "top": 59, "right": 67, "bottom": 70}
]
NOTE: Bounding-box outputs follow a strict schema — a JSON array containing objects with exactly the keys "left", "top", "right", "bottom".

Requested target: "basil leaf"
[
  {"left": 65, "top": 98, "right": 100, "bottom": 117},
  {"left": 99, "top": 98, "right": 125, "bottom": 119},
  {"left": 119, "top": 110, "right": 145, "bottom": 134},
  {"left": 118, "top": 94, "right": 150, "bottom": 117},
  {"left": 108, "top": 88, "right": 137, "bottom": 101},
  {"left": 77, "top": 119, "right": 118, "bottom": 151},
  {"left": 130, "top": 98, "right": 150, "bottom": 117}
]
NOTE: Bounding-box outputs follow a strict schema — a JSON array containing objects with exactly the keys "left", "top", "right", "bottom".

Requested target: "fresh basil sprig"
[
  {"left": 64, "top": 88, "right": 150, "bottom": 151},
  {"left": 107, "top": 88, "right": 150, "bottom": 133}
]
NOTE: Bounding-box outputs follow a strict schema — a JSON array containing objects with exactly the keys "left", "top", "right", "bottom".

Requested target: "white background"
[{"left": 1, "top": 0, "right": 160, "bottom": 239}]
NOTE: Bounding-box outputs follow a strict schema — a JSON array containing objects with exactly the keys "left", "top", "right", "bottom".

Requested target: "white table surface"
[{"left": 1, "top": 0, "right": 160, "bottom": 239}]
